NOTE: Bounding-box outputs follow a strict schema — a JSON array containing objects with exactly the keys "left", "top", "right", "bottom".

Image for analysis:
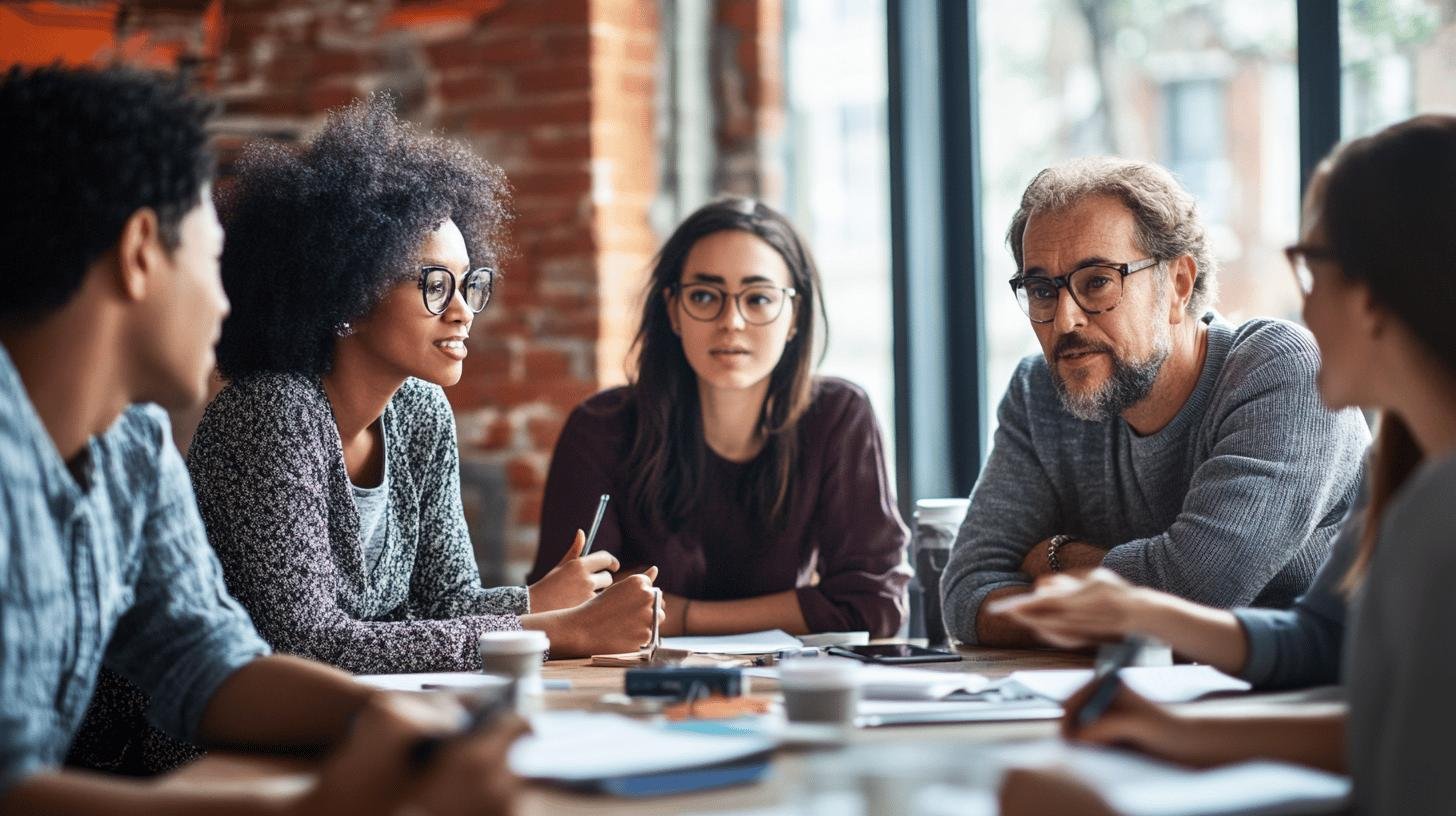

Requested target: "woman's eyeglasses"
[
  {"left": 1282, "top": 244, "right": 1334, "bottom": 297},
  {"left": 673, "top": 283, "right": 797, "bottom": 325},
  {"left": 419, "top": 266, "right": 495, "bottom": 315}
]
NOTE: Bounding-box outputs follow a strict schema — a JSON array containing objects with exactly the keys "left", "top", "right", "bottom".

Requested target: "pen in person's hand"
[
  {"left": 580, "top": 494, "right": 610, "bottom": 556},
  {"left": 647, "top": 588, "right": 662, "bottom": 662},
  {"left": 1073, "top": 636, "right": 1147, "bottom": 732}
]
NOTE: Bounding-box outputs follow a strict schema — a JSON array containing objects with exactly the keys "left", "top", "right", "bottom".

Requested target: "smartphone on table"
[{"left": 824, "top": 644, "right": 963, "bottom": 665}]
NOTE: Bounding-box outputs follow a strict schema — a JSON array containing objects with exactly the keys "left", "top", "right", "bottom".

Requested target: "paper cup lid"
[
  {"left": 915, "top": 498, "right": 970, "bottom": 523},
  {"left": 477, "top": 630, "right": 550, "bottom": 655},
  {"left": 779, "top": 657, "right": 861, "bottom": 689}
]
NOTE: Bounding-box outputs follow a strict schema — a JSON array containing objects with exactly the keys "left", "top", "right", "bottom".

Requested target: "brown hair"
[
  {"left": 1318, "top": 115, "right": 1456, "bottom": 588},
  {"left": 1006, "top": 156, "right": 1218, "bottom": 315},
  {"left": 624, "top": 197, "right": 827, "bottom": 535}
]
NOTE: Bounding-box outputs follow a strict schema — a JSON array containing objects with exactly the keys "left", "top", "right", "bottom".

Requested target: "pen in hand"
[
  {"left": 1072, "top": 636, "right": 1148, "bottom": 732},
  {"left": 580, "top": 494, "right": 610, "bottom": 556}
]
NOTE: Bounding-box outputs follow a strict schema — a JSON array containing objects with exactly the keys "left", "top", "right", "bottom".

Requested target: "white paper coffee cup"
[{"left": 780, "top": 658, "right": 861, "bottom": 725}]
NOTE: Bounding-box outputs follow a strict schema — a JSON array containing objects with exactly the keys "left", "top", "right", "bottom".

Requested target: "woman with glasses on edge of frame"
[
  {"left": 529, "top": 198, "right": 912, "bottom": 639},
  {"left": 998, "top": 115, "right": 1456, "bottom": 816}
]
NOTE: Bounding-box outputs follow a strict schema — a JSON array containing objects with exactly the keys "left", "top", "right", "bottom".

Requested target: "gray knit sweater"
[
  {"left": 188, "top": 373, "right": 526, "bottom": 674},
  {"left": 943, "top": 314, "right": 1370, "bottom": 645},
  {"left": 1346, "top": 452, "right": 1456, "bottom": 815}
]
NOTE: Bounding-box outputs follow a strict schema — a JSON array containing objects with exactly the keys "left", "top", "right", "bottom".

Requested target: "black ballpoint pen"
[{"left": 1074, "top": 636, "right": 1148, "bottom": 732}]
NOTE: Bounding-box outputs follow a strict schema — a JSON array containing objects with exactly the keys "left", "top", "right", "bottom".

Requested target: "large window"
[
  {"left": 976, "top": 0, "right": 1301, "bottom": 441},
  {"left": 1342, "top": 0, "right": 1456, "bottom": 137},
  {"left": 785, "top": 0, "right": 895, "bottom": 460}
]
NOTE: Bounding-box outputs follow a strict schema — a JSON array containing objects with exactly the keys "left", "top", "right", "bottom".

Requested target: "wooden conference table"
[{"left": 168, "top": 645, "right": 1344, "bottom": 814}]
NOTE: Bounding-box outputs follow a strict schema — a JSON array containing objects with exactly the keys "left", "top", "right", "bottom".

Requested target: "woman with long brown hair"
[
  {"left": 530, "top": 197, "right": 911, "bottom": 637},
  {"left": 1001, "top": 115, "right": 1456, "bottom": 815}
]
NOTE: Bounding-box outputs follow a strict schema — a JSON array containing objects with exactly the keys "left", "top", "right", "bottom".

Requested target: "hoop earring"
[{"left": 334, "top": 322, "right": 354, "bottom": 338}]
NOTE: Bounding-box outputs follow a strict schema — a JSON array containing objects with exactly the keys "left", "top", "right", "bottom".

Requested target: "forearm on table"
[
  {"left": 676, "top": 590, "right": 809, "bottom": 636},
  {"left": 2, "top": 771, "right": 293, "bottom": 816},
  {"left": 197, "top": 655, "right": 371, "bottom": 752},
  {"left": 1124, "top": 590, "right": 1248, "bottom": 675}
]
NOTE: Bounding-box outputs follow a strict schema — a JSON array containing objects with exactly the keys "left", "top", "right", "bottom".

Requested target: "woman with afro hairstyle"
[{"left": 188, "top": 96, "right": 662, "bottom": 672}]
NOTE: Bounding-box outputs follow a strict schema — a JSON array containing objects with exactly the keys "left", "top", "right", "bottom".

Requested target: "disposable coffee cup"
[
  {"left": 478, "top": 630, "right": 548, "bottom": 713},
  {"left": 779, "top": 658, "right": 861, "bottom": 726}
]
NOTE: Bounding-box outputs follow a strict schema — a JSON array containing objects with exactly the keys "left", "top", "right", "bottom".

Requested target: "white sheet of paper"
[
  {"left": 856, "top": 698, "right": 1063, "bottom": 726},
  {"left": 510, "top": 711, "right": 774, "bottom": 781},
  {"left": 984, "top": 740, "right": 1349, "bottom": 816},
  {"left": 659, "top": 629, "right": 803, "bottom": 655},
  {"left": 1000, "top": 665, "right": 1251, "bottom": 703},
  {"left": 856, "top": 664, "right": 993, "bottom": 700},
  {"left": 354, "top": 672, "right": 508, "bottom": 692}
]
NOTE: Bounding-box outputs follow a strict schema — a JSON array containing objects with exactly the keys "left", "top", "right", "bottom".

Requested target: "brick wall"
[
  {"left": 4, "top": 0, "right": 784, "bottom": 587},
  {"left": 712, "top": 0, "right": 784, "bottom": 201}
]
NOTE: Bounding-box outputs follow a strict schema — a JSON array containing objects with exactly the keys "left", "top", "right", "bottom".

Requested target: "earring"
[{"left": 334, "top": 322, "right": 354, "bottom": 337}]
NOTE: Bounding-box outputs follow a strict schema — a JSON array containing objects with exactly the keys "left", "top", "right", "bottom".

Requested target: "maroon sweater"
[{"left": 530, "top": 377, "right": 911, "bottom": 637}]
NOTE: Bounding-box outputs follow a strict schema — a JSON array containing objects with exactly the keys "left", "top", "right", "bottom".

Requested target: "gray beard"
[{"left": 1051, "top": 340, "right": 1169, "bottom": 422}]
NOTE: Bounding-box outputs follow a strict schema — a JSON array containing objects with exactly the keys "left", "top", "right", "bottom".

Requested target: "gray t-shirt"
[
  {"left": 943, "top": 314, "right": 1370, "bottom": 644},
  {"left": 1346, "top": 452, "right": 1456, "bottom": 815},
  {"left": 352, "top": 440, "right": 390, "bottom": 573}
]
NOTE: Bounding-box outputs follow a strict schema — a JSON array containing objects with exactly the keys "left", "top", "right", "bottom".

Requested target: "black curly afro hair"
[
  {"left": 0, "top": 64, "right": 216, "bottom": 324},
  {"left": 216, "top": 93, "right": 513, "bottom": 379}
]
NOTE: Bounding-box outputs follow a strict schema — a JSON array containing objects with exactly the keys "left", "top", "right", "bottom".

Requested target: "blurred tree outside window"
[{"left": 1341, "top": 0, "right": 1456, "bottom": 136}]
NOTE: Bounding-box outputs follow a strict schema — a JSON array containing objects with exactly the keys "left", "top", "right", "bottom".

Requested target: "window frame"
[{"left": 884, "top": 0, "right": 1341, "bottom": 508}]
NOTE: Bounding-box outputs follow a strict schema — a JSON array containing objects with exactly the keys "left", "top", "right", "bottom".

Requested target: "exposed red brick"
[
  {"left": 48, "top": 0, "right": 670, "bottom": 583},
  {"left": 522, "top": 347, "right": 573, "bottom": 378},
  {"left": 505, "top": 455, "right": 546, "bottom": 489},
  {"left": 514, "top": 62, "right": 592, "bottom": 95},
  {"left": 526, "top": 413, "right": 567, "bottom": 450},
  {"left": 438, "top": 71, "right": 511, "bottom": 105},
  {"left": 514, "top": 495, "right": 542, "bottom": 525}
]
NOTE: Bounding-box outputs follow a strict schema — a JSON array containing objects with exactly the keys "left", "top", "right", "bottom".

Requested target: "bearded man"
[{"left": 942, "top": 157, "right": 1369, "bottom": 648}]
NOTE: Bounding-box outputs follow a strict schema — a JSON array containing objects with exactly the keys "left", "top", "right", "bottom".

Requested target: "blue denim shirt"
[{"left": 0, "top": 344, "right": 269, "bottom": 794}]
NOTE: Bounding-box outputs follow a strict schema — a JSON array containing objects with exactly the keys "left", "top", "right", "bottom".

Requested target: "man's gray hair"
[{"left": 1006, "top": 156, "right": 1218, "bottom": 315}]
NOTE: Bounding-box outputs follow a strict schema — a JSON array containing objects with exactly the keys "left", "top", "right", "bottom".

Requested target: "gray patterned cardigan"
[{"left": 187, "top": 373, "right": 526, "bottom": 674}]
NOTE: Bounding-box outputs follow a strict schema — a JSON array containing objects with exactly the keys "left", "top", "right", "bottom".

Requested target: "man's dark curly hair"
[
  {"left": 0, "top": 64, "right": 216, "bottom": 324},
  {"left": 216, "top": 94, "right": 513, "bottom": 378}
]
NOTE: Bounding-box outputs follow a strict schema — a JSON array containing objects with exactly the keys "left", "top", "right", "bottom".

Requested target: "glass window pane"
[
  {"left": 785, "top": 0, "right": 895, "bottom": 468},
  {"left": 1341, "top": 0, "right": 1456, "bottom": 137},
  {"left": 976, "top": 0, "right": 1301, "bottom": 445}
]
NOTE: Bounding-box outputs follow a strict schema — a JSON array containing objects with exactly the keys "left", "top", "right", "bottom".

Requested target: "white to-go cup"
[
  {"left": 779, "top": 658, "right": 861, "bottom": 726},
  {"left": 478, "top": 630, "right": 549, "bottom": 713}
]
